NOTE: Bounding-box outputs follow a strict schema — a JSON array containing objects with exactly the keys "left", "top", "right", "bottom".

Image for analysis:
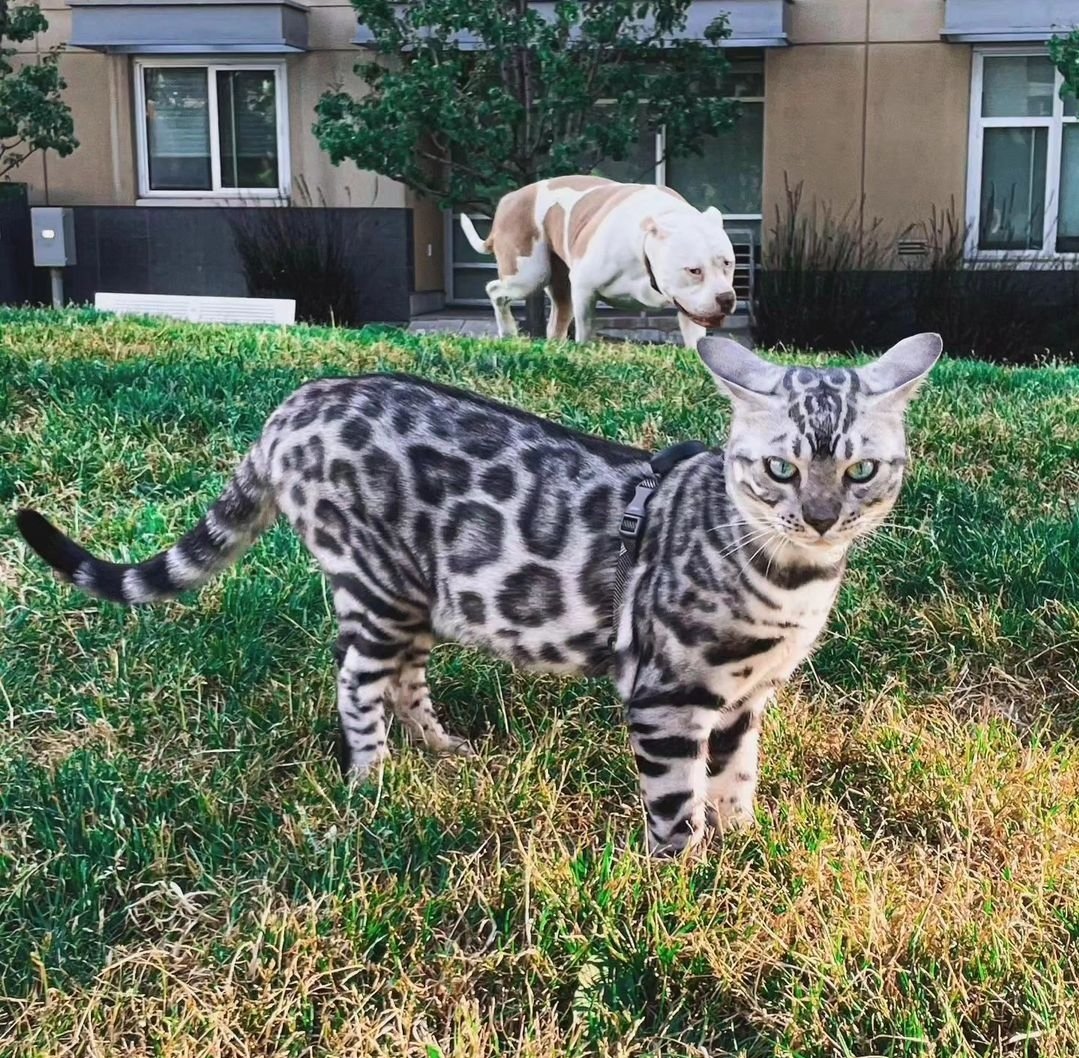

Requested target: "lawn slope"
[{"left": 2, "top": 311, "right": 1079, "bottom": 1057}]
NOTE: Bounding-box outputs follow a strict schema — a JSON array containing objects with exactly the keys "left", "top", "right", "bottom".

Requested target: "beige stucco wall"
[
  {"left": 868, "top": 0, "right": 947, "bottom": 43},
  {"left": 14, "top": 2, "right": 421, "bottom": 260},
  {"left": 788, "top": 0, "right": 945, "bottom": 44},
  {"left": 25, "top": 0, "right": 134, "bottom": 204},
  {"left": 764, "top": 0, "right": 971, "bottom": 250},
  {"left": 287, "top": 48, "right": 405, "bottom": 209},
  {"left": 788, "top": 0, "right": 868, "bottom": 46},
  {"left": 20, "top": 0, "right": 403, "bottom": 209},
  {"left": 763, "top": 44, "right": 867, "bottom": 222},
  {"left": 289, "top": 4, "right": 407, "bottom": 208},
  {"left": 863, "top": 42, "right": 972, "bottom": 234},
  {"left": 46, "top": 51, "right": 137, "bottom": 206}
]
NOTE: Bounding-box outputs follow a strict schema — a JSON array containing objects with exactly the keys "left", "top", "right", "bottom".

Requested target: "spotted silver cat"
[{"left": 15, "top": 333, "right": 941, "bottom": 855}]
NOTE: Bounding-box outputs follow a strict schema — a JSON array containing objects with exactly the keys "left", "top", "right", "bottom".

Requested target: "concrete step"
[{"left": 408, "top": 310, "right": 751, "bottom": 346}]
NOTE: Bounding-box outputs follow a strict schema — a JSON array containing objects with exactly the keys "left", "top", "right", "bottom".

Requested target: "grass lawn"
[{"left": 2, "top": 310, "right": 1079, "bottom": 1057}]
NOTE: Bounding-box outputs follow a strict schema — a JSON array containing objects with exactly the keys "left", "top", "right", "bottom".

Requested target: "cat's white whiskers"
[
  {"left": 707, "top": 518, "right": 750, "bottom": 535},
  {"left": 714, "top": 526, "right": 772, "bottom": 561},
  {"left": 746, "top": 530, "right": 782, "bottom": 570},
  {"left": 762, "top": 532, "right": 787, "bottom": 581}
]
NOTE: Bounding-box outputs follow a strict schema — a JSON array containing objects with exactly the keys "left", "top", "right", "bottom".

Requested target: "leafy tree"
[
  {"left": 314, "top": 0, "right": 739, "bottom": 331},
  {"left": 1050, "top": 29, "right": 1079, "bottom": 102},
  {"left": 0, "top": 0, "right": 77, "bottom": 182}
]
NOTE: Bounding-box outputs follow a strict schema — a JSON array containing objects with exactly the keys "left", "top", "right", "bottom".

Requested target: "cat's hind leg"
[
  {"left": 334, "top": 630, "right": 402, "bottom": 780},
  {"left": 389, "top": 632, "right": 474, "bottom": 757},
  {"left": 331, "top": 589, "right": 429, "bottom": 779}
]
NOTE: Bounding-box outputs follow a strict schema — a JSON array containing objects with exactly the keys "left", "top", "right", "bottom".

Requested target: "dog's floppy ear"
[
  {"left": 703, "top": 205, "right": 725, "bottom": 227},
  {"left": 641, "top": 216, "right": 667, "bottom": 239},
  {"left": 698, "top": 336, "right": 784, "bottom": 407}
]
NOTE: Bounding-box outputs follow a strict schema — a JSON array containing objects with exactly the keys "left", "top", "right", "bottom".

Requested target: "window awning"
[
  {"left": 943, "top": 0, "right": 1079, "bottom": 43},
  {"left": 354, "top": 0, "right": 790, "bottom": 50},
  {"left": 69, "top": 0, "right": 309, "bottom": 54}
]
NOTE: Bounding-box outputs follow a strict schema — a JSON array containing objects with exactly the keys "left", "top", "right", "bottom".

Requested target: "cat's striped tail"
[{"left": 15, "top": 449, "right": 277, "bottom": 605}]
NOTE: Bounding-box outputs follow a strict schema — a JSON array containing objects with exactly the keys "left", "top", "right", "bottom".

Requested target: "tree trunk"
[{"left": 524, "top": 288, "right": 547, "bottom": 339}]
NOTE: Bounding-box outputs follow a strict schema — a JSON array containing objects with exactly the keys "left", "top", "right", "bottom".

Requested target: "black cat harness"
[{"left": 610, "top": 440, "right": 709, "bottom": 647}]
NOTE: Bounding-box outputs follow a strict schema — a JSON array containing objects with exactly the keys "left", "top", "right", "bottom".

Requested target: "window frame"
[
  {"left": 590, "top": 75, "right": 765, "bottom": 225},
  {"left": 659, "top": 81, "right": 765, "bottom": 229},
  {"left": 966, "top": 46, "right": 1078, "bottom": 260},
  {"left": 133, "top": 57, "right": 291, "bottom": 201}
]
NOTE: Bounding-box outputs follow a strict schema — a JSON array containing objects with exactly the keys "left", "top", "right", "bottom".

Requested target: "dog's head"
[{"left": 643, "top": 206, "right": 738, "bottom": 328}]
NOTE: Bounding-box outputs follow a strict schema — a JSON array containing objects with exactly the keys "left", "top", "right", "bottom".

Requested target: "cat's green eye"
[
  {"left": 765, "top": 457, "right": 798, "bottom": 483},
  {"left": 846, "top": 459, "right": 879, "bottom": 483}
]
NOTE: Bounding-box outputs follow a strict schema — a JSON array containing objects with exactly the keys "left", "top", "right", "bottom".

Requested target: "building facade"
[{"left": 6, "top": 0, "right": 1079, "bottom": 319}]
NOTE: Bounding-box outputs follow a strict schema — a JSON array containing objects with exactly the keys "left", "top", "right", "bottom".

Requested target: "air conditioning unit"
[{"left": 725, "top": 227, "right": 757, "bottom": 310}]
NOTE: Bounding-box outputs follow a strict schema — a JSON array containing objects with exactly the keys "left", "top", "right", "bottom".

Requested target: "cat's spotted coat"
[{"left": 16, "top": 334, "right": 941, "bottom": 854}]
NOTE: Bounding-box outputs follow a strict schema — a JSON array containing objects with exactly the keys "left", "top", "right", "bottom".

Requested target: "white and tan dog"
[{"left": 461, "top": 175, "right": 738, "bottom": 347}]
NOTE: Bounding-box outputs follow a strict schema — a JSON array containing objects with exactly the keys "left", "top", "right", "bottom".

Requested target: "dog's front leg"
[
  {"left": 571, "top": 284, "right": 597, "bottom": 344},
  {"left": 677, "top": 312, "right": 707, "bottom": 349}
]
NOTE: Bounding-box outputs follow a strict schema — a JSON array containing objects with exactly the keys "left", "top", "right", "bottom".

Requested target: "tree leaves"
[
  {"left": 1050, "top": 29, "right": 1079, "bottom": 105},
  {"left": 0, "top": 1, "right": 78, "bottom": 181},
  {"left": 313, "top": 0, "right": 738, "bottom": 213}
]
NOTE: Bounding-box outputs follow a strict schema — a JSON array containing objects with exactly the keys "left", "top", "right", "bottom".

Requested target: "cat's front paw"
[
  {"left": 706, "top": 795, "right": 755, "bottom": 834},
  {"left": 646, "top": 802, "right": 709, "bottom": 858},
  {"left": 345, "top": 744, "right": 391, "bottom": 784}
]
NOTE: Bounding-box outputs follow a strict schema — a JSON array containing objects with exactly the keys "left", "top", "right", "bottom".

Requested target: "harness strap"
[{"left": 610, "top": 440, "right": 709, "bottom": 648}]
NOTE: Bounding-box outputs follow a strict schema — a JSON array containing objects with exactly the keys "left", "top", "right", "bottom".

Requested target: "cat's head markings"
[{"left": 697, "top": 333, "right": 942, "bottom": 557}]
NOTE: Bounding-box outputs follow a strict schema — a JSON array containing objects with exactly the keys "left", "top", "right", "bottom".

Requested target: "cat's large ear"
[
  {"left": 697, "top": 337, "right": 784, "bottom": 406},
  {"left": 858, "top": 333, "right": 942, "bottom": 404}
]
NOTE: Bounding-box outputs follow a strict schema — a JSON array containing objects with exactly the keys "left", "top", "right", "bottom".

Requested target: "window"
[
  {"left": 666, "top": 66, "right": 764, "bottom": 220},
  {"left": 135, "top": 60, "right": 289, "bottom": 198},
  {"left": 968, "top": 50, "right": 1078, "bottom": 255},
  {"left": 591, "top": 63, "right": 764, "bottom": 230}
]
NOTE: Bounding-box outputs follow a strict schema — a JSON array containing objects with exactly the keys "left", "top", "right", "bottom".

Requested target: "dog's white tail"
[{"left": 460, "top": 213, "right": 492, "bottom": 255}]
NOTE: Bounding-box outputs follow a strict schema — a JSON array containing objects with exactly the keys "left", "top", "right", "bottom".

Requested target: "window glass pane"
[
  {"left": 1064, "top": 91, "right": 1078, "bottom": 118},
  {"left": 666, "top": 101, "right": 763, "bottom": 214},
  {"left": 452, "top": 214, "right": 491, "bottom": 264},
  {"left": 725, "top": 65, "right": 763, "bottom": 99},
  {"left": 1057, "top": 125, "right": 1079, "bottom": 251},
  {"left": 452, "top": 266, "right": 498, "bottom": 300},
  {"left": 217, "top": 69, "right": 279, "bottom": 190},
  {"left": 978, "top": 126, "right": 1047, "bottom": 250},
  {"left": 144, "top": 67, "right": 211, "bottom": 191},
  {"left": 981, "top": 56, "right": 1054, "bottom": 117},
  {"left": 591, "top": 129, "right": 657, "bottom": 184}
]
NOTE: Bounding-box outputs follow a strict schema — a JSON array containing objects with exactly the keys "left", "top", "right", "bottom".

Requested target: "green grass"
[{"left": 2, "top": 309, "right": 1079, "bottom": 1056}]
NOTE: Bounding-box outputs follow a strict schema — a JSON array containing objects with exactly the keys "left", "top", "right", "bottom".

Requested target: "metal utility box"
[{"left": 31, "top": 207, "right": 76, "bottom": 267}]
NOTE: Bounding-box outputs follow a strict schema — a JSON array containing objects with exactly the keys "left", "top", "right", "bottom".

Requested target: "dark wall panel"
[
  {"left": 64, "top": 206, "right": 412, "bottom": 323},
  {"left": 0, "top": 195, "right": 34, "bottom": 304}
]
